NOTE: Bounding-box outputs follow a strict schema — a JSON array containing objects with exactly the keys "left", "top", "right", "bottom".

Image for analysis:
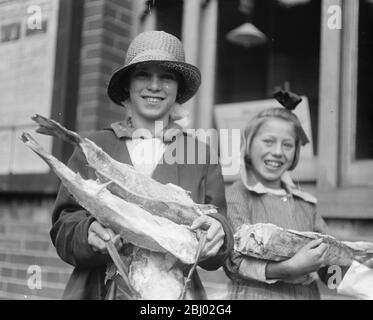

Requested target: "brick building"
[{"left": 0, "top": 0, "right": 372, "bottom": 299}]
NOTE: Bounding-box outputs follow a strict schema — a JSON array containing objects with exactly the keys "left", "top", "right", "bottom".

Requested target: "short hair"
[{"left": 242, "top": 107, "right": 304, "bottom": 171}]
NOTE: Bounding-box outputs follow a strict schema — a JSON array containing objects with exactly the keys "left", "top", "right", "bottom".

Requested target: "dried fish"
[
  {"left": 21, "top": 133, "right": 198, "bottom": 265},
  {"left": 31, "top": 114, "right": 215, "bottom": 225},
  {"left": 235, "top": 223, "right": 373, "bottom": 266}
]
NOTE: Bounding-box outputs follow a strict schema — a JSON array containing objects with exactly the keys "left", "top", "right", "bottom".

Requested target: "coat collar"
[
  {"left": 110, "top": 117, "right": 184, "bottom": 143},
  {"left": 108, "top": 118, "right": 183, "bottom": 186}
]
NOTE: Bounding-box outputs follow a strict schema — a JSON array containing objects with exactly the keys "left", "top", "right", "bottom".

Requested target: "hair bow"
[
  {"left": 272, "top": 86, "right": 310, "bottom": 146},
  {"left": 273, "top": 88, "right": 302, "bottom": 111}
]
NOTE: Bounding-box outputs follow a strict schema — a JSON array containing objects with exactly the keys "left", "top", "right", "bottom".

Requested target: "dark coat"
[{"left": 50, "top": 127, "right": 233, "bottom": 299}]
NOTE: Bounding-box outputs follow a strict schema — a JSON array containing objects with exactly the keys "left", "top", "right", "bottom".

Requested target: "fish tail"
[{"left": 31, "top": 114, "right": 82, "bottom": 146}]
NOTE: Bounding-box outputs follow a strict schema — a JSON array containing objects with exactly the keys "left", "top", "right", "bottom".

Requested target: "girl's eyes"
[
  {"left": 133, "top": 71, "right": 176, "bottom": 81},
  {"left": 159, "top": 73, "right": 177, "bottom": 81},
  {"left": 283, "top": 143, "right": 294, "bottom": 149},
  {"left": 133, "top": 71, "right": 149, "bottom": 78},
  {"left": 263, "top": 139, "right": 274, "bottom": 145},
  {"left": 262, "top": 139, "right": 294, "bottom": 149}
]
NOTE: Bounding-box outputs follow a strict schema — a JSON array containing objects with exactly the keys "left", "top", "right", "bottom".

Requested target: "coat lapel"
[
  {"left": 151, "top": 152, "right": 179, "bottom": 185},
  {"left": 107, "top": 136, "right": 133, "bottom": 167},
  {"left": 151, "top": 137, "right": 181, "bottom": 185},
  {"left": 107, "top": 126, "right": 181, "bottom": 185}
]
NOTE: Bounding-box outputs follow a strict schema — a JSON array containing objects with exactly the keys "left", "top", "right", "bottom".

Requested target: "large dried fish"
[
  {"left": 129, "top": 249, "right": 185, "bottom": 299},
  {"left": 21, "top": 133, "right": 198, "bottom": 265},
  {"left": 235, "top": 223, "right": 373, "bottom": 266},
  {"left": 31, "top": 114, "right": 215, "bottom": 225}
]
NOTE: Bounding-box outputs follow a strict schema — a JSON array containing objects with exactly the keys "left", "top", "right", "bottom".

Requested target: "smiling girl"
[
  {"left": 51, "top": 31, "right": 233, "bottom": 299},
  {"left": 224, "top": 92, "right": 330, "bottom": 300}
]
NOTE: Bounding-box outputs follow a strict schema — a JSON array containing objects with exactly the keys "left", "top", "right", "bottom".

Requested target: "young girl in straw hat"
[
  {"left": 224, "top": 91, "right": 331, "bottom": 300},
  {"left": 51, "top": 30, "right": 233, "bottom": 300}
]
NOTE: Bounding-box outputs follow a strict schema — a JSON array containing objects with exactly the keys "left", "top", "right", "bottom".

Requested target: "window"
[
  {"left": 355, "top": 0, "right": 373, "bottom": 160},
  {"left": 156, "top": 0, "right": 183, "bottom": 39},
  {"left": 339, "top": 0, "right": 373, "bottom": 187},
  {"left": 215, "top": 0, "right": 321, "bottom": 150}
]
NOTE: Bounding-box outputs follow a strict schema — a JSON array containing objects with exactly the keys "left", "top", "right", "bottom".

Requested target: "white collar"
[{"left": 241, "top": 167, "right": 317, "bottom": 204}]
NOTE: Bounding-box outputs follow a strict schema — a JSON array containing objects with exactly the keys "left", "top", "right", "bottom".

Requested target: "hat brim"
[{"left": 107, "top": 60, "right": 201, "bottom": 106}]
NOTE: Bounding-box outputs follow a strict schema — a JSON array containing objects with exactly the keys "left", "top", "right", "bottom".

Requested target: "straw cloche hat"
[{"left": 107, "top": 30, "right": 201, "bottom": 106}]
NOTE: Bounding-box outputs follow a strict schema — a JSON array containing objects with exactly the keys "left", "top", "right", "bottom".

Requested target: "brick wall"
[
  {"left": 77, "top": 0, "right": 134, "bottom": 136},
  {"left": 0, "top": 196, "right": 73, "bottom": 300},
  {"left": 0, "top": 0, "right": 135, "bottom": 300}
]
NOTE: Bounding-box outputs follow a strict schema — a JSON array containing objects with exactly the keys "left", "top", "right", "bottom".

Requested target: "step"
[
  {"left": 0, "top": 220, "right": 51, "bottom": 236},
  {"left": 0, "top": 234, "right": 54, "bottom": 251},
  {"left": 0, "top": 275, "right": 65, "bottom": 300},
  {"left": 0, "top": 261, "right": 72, "bottom": 284},
  {"left": 0, "top": 290, "right": 51, "bottom": 300},
  {"left": 0, "top": 247, "right": 71, "bottom": 269}
]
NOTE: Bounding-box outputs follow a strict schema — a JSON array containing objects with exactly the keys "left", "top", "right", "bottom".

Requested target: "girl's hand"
[
  {"left": 282, "top": 272, "right": 318, "bottom": 285},
  {"left": 286, "top": 238, "right": 328, "bottom": 277},
  {"left": 190, "top": 215, "right": 225, "bottom": 259},
  {"left": 364, "top": 257, "right": 373, "bottom": 269},
  {"left": 88, "top": 221, "right": 123, "bottom": 254}
]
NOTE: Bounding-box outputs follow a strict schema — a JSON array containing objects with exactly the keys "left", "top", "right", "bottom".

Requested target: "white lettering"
[
  {"left": 27, "top": 265, "right": 42, "bottom": 289},
  {"left": 27, "top": 5, "right": 42, "bottom": 30},
  {"left": 328, "top": 5, "right": 342, "bottom": 30}
]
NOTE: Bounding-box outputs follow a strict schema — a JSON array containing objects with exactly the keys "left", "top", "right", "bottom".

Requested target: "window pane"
[
  {"left": 215, "top": 0, "right": 268, "bottom": 104},
  {"left": 355, "top": 0, "right": 373, "bottom": 160},
  {"left": 215, "top": 0, "right": 320, "bottom": 152},
  {"left": 156, "top": 0, "right": 183, "bottom": 39}
]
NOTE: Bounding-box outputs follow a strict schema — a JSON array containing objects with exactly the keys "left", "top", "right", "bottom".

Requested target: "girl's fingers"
[
  {"left": 306, "top": 238, "right": 324, "bottom": 249},
  {"left": 112, "top": 234, "right": 123, "bottom": 250},
  {"left": 106, "top": 228, "right": 116, "bottom": 239},
  {"left": 190, "top": 216, "right": 210, "bottom": 231},
  {"left": 317, "top": 243, "right": 328, "bottom": 255},
  {"left": 200, "top": 238, "right": 224, "bottom": 258},
  {"left": 201, "top": 228, "right": 225, "bottom": 258},
  {"left": 206, "top": 221, "right": 220, "bottom": 241},
  {"left": 364, "top": 258, "right": 373, "bottom": 269},
  {"left": 90, "top": 222, "right": 111, "bottom": 241},
  {"left": 89, "top": 222, "right": 122, "bottom": 253},
  {"left": 205, "top": 208, "right": 217, "bottom": 215},
  {"left": 88, "top": 233, "right": 107, "bottom": 253}
]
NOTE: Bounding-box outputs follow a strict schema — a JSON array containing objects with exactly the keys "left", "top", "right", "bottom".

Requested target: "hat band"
[{"left": 126, "top": 49, "right": 185, "bottom": 65}]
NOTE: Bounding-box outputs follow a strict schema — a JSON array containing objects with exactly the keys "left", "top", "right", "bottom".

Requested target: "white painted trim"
[
  {"left": 197, "top": 0, "right": 218, "bottom": 131},
  {"left": 181, "top": 0, "right": 202, "bottom": 128},
  {"left": 317, "top": 0, "right": 343, "bottom": 190},
  {"left": 340, "top": 0, "right": 359, "bottom": 186},
  {"left": 340, "top": 0, "right": 373, "bottom": 186}
]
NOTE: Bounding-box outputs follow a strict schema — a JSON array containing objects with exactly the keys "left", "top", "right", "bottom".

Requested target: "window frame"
[{"left": 0, "top": 0, "right": 83, "bottom": 194}]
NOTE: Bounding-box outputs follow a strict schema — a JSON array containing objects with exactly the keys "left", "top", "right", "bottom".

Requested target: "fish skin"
[
  {"left": 31, "top": 114, "right": 216, "bottom": 225},
  {"left": 95, "top": 171, "right": 205, "bottom": 226},
  {"left": 235, "top": 223, "right": 373, "bottom": 267},
  {"left": 21, "top": 133, "right": 198, "bottom": 264},
  {"left": 129, "top": 248, "right": 185, "bottom": 300}
]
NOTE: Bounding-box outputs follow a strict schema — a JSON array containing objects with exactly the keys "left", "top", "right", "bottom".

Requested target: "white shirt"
[{"left": 125, "top": 138, "right": 166, "bottom": 176}]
